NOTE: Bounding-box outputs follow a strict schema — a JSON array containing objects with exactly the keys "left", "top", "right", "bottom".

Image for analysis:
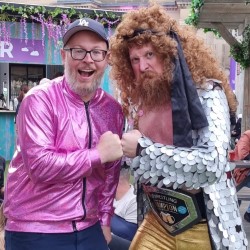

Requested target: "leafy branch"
[
  {"left": 185, "top": 0, "right": 250, "bottom": 68},
  {"left": 185, "top": 0, "right": 220, "bottom": 37},
  {"left": 185, "top": 0, "right": 204, "bottom": 26},
  {"left": 230, "top": 25, "right": 250, "bottom": 69},
  {"left": 0, "top": 3, "right": 122, "bottom": 27}
]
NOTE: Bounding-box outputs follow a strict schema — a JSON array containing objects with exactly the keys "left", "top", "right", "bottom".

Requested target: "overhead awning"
[{"left": 197, "top": 0, "right": 250, "bottom": 46}]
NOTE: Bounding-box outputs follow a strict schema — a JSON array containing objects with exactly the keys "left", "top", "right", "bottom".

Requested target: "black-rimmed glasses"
[{"left": 64, "top": 48, "right": 107, "bottom": 62}]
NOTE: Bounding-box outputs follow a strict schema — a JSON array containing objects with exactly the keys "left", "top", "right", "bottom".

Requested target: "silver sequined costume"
[{"left": 130, "top": 79, "right": 248, "bottom": 250}]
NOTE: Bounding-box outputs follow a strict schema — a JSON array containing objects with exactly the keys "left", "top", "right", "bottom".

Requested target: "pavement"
[{"left": 238, "top": 187, "right": 250, "bottom": 244}]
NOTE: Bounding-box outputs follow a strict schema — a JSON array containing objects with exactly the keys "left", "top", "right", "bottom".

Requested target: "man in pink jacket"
[{"left": 4, "top": 18, "right": 124, "bottom": 250}]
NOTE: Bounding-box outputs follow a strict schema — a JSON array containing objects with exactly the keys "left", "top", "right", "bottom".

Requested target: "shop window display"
[{"left": 10, "top": 64, "right": 45, "bottom": 103}]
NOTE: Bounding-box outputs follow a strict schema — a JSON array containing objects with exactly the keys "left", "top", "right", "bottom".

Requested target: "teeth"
[
  {"left": 81, "top": 70, "right": 93, "bottom": 72},
  {"left": 79, "top": 70, "right": 93, "bottom": 77}
]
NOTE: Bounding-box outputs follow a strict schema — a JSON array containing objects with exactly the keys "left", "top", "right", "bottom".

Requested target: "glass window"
[{"left": 10, "top": 64, "right": 45, "bottom": 100}]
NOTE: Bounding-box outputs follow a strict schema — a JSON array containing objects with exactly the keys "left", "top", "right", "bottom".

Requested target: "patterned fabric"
[{"left": 131, "top": 80, "right": 248, "bottom": 249}]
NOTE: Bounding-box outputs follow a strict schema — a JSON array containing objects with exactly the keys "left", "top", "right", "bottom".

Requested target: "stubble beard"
[{"left": 64, "top": 61, "right": 104, "bottom": 98}]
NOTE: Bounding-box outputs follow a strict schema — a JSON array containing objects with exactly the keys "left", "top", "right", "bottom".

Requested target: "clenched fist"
[
  {"left": 97, "top": 131, "right": 123, "bottom": 164},
  {"left": 122, "top": 129, "right": 142, "bottom": 158}
]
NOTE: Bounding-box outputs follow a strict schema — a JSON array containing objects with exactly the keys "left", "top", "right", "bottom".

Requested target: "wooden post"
[{"left": 243, "top": 68, "right": 250, "bottom": 132}]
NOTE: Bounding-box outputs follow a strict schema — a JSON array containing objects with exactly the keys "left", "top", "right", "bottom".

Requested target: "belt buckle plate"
[{"left": 143, "top": 185, "right": 202, "bottom": 236}]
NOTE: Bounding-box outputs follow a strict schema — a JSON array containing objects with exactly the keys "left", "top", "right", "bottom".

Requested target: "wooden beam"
[
  {"left": 210, "top": 22, "right": 239, "bottom": 46},
  {"left": 201, "top": 4, "right": 250, "bottom": 14},
  {"left": 198, "top": 22, "right": 239, "bottom": 29},
  {"left": 199, "top": 13, "right": 250, "bottom": 23},
  {"left": 243, "top": 68, "right": 250, "bottom": 132},
  {"left": 238, "top": 23, "right": 245, "bottom": 35},
  {"left": 204, "top": 0, "right": 247, "bottom": 3},
  {"left": 197, "top": 2, "right": 250, "bottom": 29}
]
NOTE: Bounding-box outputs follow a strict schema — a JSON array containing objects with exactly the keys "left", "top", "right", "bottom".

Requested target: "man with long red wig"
[{"left": 109, "top": 4, "right": 247, "bottom": 250}]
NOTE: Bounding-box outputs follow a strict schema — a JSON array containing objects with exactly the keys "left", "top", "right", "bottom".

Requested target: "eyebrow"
[{"left": 123, "top": 29, "right": 166, "bottom": 40}]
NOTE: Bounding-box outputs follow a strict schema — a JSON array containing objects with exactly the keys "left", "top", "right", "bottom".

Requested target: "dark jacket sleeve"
[
  {"left": 0, "top": 156, "right": 6, "bottom": 188},
  {"left": 232, "top": 118, "right": 242, "bottom": 137}
]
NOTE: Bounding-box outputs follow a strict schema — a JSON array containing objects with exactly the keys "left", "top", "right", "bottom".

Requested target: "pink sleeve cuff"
[
  {"left": 99, "top": 212, "right": 112, "bottom": 226},
  {"left": 89, "top": 148, "right": 102, "bottom": 168}
]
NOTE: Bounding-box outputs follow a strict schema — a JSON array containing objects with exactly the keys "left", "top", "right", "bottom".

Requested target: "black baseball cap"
[{"left": 63, "top": 18, "right": 109, "bottom": 47}]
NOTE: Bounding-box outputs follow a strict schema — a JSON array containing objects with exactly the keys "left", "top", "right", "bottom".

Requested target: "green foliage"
[
  {"left": 185, "top": 0, "right": 250, "bottom": 68},
  {"left": 230, "top": 25, "right": 250, "bottom": 69},
  {"left": 0, "top": 3, "right": 122, "bottom": 26},
  {"left": 185, "top": 0, "right": 204, "bottom": 26},
  {"left": 203, "top": 28, "right": 221, "bottom": 37},
  {"left": 185, "top": 0, "right": 220, "bottom": 37}
]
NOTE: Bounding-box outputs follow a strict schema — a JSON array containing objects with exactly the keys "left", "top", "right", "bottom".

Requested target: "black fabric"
[
  {"left": 230, "top": 112, "right": 236, "bottom": 126},
  {"left": 170, "top": 32, "right": 208, "bottom": 147},
  {"left": 5, "top": 222, "right": 109, "bottom": 250},
  {"left": 244, "top": 154, "right": 250, "bottom": 160},
  {"left": 195, "top": 191, "right": 207, "bottom": 219},
  {"left": 0, "top": 156, "right": 5, "bottom": 190},
  {"left": 0, "top": 156, "right": 5, "bottom": 202},
  {"left": 232, "top": 118, "right": 242, "bottom": 139}
]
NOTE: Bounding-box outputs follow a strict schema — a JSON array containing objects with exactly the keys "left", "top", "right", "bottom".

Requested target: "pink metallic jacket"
[{"left": 4, "top": 77, "right": 124, "bottom": 233}]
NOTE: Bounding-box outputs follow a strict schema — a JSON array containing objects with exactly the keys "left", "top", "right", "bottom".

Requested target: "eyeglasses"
[{"left": 64, "top": 48, "right": 107, "bottom": 62}]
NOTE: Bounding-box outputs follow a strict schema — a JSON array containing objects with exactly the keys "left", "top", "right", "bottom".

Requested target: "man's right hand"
[{"left": 97, "top": 131, "right": 123, "bottom": 164}]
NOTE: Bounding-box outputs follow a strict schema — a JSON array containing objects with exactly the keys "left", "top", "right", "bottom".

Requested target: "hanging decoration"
[{"left": 0, "top": 3, "right": 123, "bottom": 49}]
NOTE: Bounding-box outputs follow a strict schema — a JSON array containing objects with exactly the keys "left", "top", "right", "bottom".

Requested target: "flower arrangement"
[{"left": 0, "top": 3, "right": 123, "bottom": 49}]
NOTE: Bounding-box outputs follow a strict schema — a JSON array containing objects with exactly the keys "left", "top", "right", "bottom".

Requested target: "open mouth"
[{"left": 79, "top": 69, "right": 94, "bottom": 77}]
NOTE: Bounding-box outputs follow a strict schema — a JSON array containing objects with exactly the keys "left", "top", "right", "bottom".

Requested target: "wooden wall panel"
[{"left": 243, "top": 68, "right": 250, "bottom": 132}]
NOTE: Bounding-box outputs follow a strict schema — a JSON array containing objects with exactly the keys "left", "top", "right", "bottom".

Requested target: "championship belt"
[{"left": 143, "top": 185, "right": 202, "bottom": 236}]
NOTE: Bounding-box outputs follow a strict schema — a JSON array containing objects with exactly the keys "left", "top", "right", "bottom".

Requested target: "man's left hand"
[{"left": 101, "top": 225, "right": 112, "bottom": 244}]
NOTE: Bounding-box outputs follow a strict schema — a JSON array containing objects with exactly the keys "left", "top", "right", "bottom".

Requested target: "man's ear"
[
  {"left": 106, "top": 51, "right": 112, "bottom": 66},
  {"left": 60, "top": 49, "right": 66, "bottom": 65}
]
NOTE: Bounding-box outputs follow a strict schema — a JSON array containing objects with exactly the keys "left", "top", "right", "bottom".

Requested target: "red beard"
[{"left": 133, "top": 71, "right": 172, "bottom": 108}]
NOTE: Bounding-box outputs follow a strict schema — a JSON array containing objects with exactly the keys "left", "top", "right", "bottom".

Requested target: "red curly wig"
[{"left": 109, "top": 4, "right": 237, "bottom": 118}]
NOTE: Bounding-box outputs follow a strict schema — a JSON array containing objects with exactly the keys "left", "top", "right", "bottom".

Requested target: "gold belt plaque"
[{"left": 143, "top": 185, "right": 202, "bottom": 235}]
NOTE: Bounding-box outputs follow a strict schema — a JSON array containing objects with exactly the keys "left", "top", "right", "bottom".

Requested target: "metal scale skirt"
[{"left": 131, "top": 80, "right": 248, "bottom": 250}]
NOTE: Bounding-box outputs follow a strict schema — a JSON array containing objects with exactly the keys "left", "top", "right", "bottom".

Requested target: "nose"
[
  {"left": 83, "top": 51, "right": 93, "bottom": 62},
  {"left": 139, "top": 59, "right": 149, "bottom": 72}
]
